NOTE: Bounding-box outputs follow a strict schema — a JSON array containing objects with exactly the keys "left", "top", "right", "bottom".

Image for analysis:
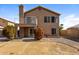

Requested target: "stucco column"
[{"left": 19, "top": 27, "right": 24, "bottom": 38}]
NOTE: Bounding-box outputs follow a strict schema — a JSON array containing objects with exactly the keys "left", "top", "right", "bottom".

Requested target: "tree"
[
  {"left": 59, "top": 24, "right": 63, "bottom": 35},
  {"left": 2, "top": 25, "right": 16, "bottom": 40},
  {"left": 34, "top": 26, "right": 43, "bottom": 40}
]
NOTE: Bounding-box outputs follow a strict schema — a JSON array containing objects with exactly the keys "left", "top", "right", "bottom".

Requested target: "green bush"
[{"left": 2, "top": 25, "right": 16, "bottom": 40}]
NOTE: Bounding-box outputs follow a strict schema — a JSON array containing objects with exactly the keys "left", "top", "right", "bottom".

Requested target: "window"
[
  {"left": 26, "top": 17, "right": 31, "bottom": 24},
  {"left": 30, "top": 29, "right": 34, "bottom": 35},
  {"left": 51, "top": 28, "right": 56, "bottom": 35},
  {"left": 29, "top": 28, "right": 34, "bottom": 37},
  {"left": 44, "top": 16, "right": 56, "bottom": 23},
  {"left": 44, "top": 16, "right": 50, "bottom": 23},
  {"left": 44, "top": 16, "right": 47, "bottom": 23},
  {"left": 51, "top": 16, "right": 55, "bottom": 23},
  {"left": 48, "top": 16, "right": 50, "bottom": 22}
]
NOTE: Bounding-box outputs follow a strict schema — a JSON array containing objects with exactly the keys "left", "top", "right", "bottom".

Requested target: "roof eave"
[{"left": 24, "top": 6, "right": 61, "bottom": 16}]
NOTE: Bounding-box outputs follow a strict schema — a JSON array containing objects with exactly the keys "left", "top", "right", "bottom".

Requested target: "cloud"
[{"left": 61, "top": 14, "right": 79, "bottom": 29}]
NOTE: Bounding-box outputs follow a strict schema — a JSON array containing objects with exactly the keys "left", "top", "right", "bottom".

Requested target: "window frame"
[
  {"left": 51, "top": 28, "right": 56, "bottom": 35},
  {"left": 44, "top": 16, "right": 56, "bottom": 23},
  {"left": 51, "top": 16, "right": 55, "bottom": 23},
  {"left": 44, "top": 16, "right": 48, "bottom": 23}
]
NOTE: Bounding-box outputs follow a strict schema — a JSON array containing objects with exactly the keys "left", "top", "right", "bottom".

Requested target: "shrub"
[
  {"left": 2, "top": 28, "right": 10, "bottom": 38},
  {"left": 34, "top": 26, "right": 43, "bottom": 40},
  {"left": 2, "top": 25, "right": 16, "bottom": 40},
  {"left": 59, "top": 24, "right": 63, "bottom": 36}
]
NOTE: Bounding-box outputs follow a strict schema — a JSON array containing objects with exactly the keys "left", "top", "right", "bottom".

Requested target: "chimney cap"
[{"left": 19, "top": 4, "right": 23, "bottom": 7}]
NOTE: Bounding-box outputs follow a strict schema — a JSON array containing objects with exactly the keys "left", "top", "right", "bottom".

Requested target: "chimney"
[{"left": 19, "top": 4, "right": 24, "bottom": 24}]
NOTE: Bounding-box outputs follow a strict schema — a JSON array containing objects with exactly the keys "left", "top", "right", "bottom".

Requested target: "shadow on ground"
[
  {"left": 22, "top": 39, "right": 39, "bottom": 42},
  {"left": 0, "top": 40, "right": 10, "bottom": 42},
  {"left": 67, "top": 38, "right": 79, "bottom": 42},
  {"left": 63, "top": 36, "right": 79, "bottom": 42}
]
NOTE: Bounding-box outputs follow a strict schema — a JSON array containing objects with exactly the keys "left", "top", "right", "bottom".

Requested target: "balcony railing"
[{"left": 24, "top": 16, "right": 37, "bottom": 26}]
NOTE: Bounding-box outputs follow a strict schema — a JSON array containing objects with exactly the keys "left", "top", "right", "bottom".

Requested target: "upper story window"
[
  {"left": 25, "top": 16, "right": 37, "bottom": 25},
  {"left": 48, "top": 16, "right": 50, "bottom": 22},
  {"left": 44, "top": 16, "right": 56, "bottom": 23},
  {"left": 51, "top": 16, "right": 55, "bottom": 23},
  {"left": 44, "top": 16, "right": 47, "bottom": 23}
]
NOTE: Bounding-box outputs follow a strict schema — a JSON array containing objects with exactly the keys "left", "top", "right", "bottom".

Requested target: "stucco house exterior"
[
  {"left": 19, "top": 5, "right": 60, "bottom": 38},
  {"left": 0, "top": 18, "right": 17, "bottom": 37}
]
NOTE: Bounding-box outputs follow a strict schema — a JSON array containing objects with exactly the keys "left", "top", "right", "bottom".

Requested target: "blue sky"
[{"left": 0, "top": 4, "right": 79, "bottom": 29}]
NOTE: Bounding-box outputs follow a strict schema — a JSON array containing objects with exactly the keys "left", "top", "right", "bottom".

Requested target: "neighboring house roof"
[
  {"left": 73, "top": 24, "right": 79, "bottom": 28},
  {"left": 67, "top": 24, "right": 79, "bottom": 30},
  {"left": 0, "top": 18, "right": 17, "bottom": 25},
  {"left": 24, "top": 6, "right": 60, "bottom": 15}
]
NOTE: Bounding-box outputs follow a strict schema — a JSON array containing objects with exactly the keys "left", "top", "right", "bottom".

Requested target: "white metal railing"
[{"left": 25, "top": 16, "right": 37, "bottom": 26}]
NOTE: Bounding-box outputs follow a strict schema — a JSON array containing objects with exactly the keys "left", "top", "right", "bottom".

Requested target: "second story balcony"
[{"left": 20, "top": 16, "right": 37, "bottom": 27}]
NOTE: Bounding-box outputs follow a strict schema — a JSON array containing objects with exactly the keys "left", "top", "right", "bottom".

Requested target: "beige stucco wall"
[
  {"left": 8, "top": 22, "right": 15, "bottom": 26},
  {"left": 23, "top": 9, "right": 59, "bottom": 37}
]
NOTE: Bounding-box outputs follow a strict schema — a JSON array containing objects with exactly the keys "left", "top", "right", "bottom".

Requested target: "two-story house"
[{"left": 19, "top": 5, "right": 60, "bottom": 38}]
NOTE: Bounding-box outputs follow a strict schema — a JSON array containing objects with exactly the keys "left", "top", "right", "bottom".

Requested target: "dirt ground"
[{"left": 0, "top": 38, "right": 79, "bottom": 55}]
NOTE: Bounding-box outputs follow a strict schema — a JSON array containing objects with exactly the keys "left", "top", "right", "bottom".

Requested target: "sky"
[{"left": 0, "top": 4, "right": 79, "bottom": 29}]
